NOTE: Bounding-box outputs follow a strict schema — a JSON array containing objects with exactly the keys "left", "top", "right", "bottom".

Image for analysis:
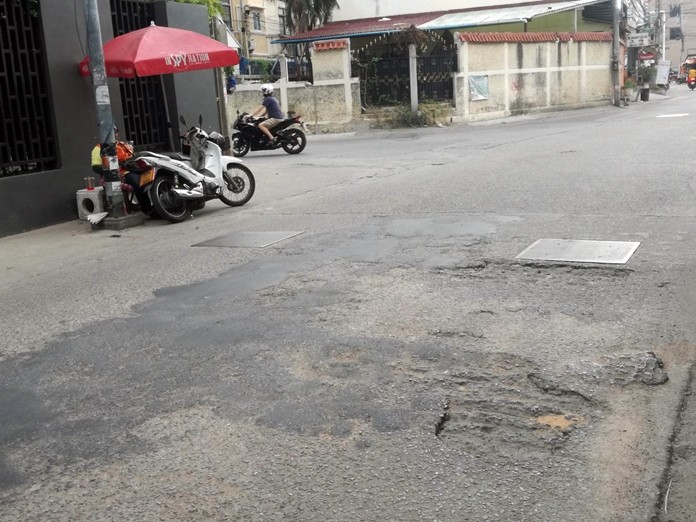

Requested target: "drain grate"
[
  {"left": 193, "top": 231, "right": 304, "bottom": 248},
  {"left": 516, "top": 238, "right": 640, "bottom": 264}
]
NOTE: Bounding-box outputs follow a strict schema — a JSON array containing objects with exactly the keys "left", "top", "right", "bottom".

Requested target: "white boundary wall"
[{"left": 452, "top": 32, "right": 613, "bottom": 123}]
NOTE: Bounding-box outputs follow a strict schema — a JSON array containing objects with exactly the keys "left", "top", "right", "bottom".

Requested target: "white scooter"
[{"left": 127, "top": 115, "right": 255, "bottom": 223}]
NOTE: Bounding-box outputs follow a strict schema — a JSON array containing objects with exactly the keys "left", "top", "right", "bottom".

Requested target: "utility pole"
[
  {"left": 612, "top": 0, "right": 621, "bottom": 106},
  {"left": 241, "top": 0, "right": 249, "bottom": 76},
  {"left": 84, "top": 0, "right": 141, "bottom": 228},
  {"left": 660, "top": 10, "right": 666, "bottom": 60}
]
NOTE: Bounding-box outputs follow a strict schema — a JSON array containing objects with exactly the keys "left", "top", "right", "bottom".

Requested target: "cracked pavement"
[{"left": 2, "top": 100, "right": 696, "bottom": 520}]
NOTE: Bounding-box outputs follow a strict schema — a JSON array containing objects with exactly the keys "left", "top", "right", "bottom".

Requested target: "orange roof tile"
[
  {"left": 458, "top": 31, "right": 612, "bottom": 43},
  {"left": 312, "top": 39, "right": 350, "bottom": 51}
]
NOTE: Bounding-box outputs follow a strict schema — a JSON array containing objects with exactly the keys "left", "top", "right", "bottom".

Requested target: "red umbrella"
[{"left": 80, "top": 22, "right": 239, "bottom": 77}]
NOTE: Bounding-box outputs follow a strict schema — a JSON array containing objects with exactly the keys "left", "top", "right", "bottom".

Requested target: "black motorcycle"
[{"left": 231, "top": 112, "right": 307, "bottom": 157}]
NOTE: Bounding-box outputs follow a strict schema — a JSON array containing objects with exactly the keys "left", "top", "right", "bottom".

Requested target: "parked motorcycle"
[
  {"left": 231, "top": 111, "right": 307, "bottom": 157},
  {"left": 125, "top": 115, "right": 255, "bottom": 223}
]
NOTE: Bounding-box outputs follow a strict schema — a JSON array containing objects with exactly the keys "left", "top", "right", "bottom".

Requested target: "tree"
[
  {"left": 170, "top": 0, "right": 223, "bottom": 18},
  {"left": 285, "top": 0, "right": 340, "bottom": 79},
  {"left": 285, "top": 0, "right": 339, "bottom": 34}
]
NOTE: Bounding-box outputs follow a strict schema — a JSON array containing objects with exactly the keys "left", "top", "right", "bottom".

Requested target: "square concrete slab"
[
  {"left": 193, "top": 231, "right": 303, "bottom": 248},
  {"left": 516, "top": 238, "right": 640, "bottom": 264}
]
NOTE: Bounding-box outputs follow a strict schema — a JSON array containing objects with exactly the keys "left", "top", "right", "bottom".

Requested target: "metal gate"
[
  {"left": 0, "top": 0, "right": 57, "bottom": 178},
  {"left": 353, "top": 55, "right": 410, "bottom": 108},
  {"left": 110, "top": 0, "right": 169, "bottom": 151},
  {"left": 418, "top": 53, "right": 456, "bottom": 101},
  {"left": 352, "top": 47, "right": 457, "bottom": 108}
]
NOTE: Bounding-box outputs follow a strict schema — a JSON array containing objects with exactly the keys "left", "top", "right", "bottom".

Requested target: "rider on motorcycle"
[{"left": 249, "top": 84, "right": 285, "bottom": 144}]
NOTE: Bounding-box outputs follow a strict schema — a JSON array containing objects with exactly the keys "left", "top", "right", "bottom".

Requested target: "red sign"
[{"left": 639, "top": 52, "right": 656, "bottom": 60}]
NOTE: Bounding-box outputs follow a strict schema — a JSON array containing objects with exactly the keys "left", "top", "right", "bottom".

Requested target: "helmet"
[{"left": 261, "top": 84, "right": 274, "bottom": 96}]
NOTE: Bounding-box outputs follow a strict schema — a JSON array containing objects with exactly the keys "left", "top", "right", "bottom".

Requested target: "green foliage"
[
  {"left": 392, "top": 107, "right": 427, "bottom": 127},
  {"left": 377, "top": 94, "right": 400, "bottom": 106},
  {"left": 624, "top": 78, "right": 636, "bottom": 89},
  {"left": 250, "top": 59, "right": 275, "bottom": 82},
  {"left": 169, "top": 0, "right": 223, "bottom": 18},
  {"left": 28, "top": 0, "right": 39, "bottom": 17},
  {"left": 388, "top": 104, "right": 450, "bottom": 128},
  {"left": 637, "top": 65, "right": 655, "bottom": 84},
  {"left": 395, "top": 26, "right": 429, "bottom": 47}
]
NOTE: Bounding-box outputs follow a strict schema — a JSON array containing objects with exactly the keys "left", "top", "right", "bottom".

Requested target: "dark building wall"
[
  {"left": 0, "top": 0, "right": 220, "bottom": 238},
  {"left": 0, "top": 0, "right": 119, "bottom": 237}
]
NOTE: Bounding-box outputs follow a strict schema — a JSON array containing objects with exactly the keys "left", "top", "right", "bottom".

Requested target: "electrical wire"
[{"left": 74, "top": 0, "right": 87, "bottom": 57}]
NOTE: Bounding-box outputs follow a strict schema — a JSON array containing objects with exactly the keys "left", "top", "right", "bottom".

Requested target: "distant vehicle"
[
  {"left": 678, "top": 56, "right": 696, "bottom": 83},
  {"left": 231, "top": 112, "right": 307, "bottom": 157}
]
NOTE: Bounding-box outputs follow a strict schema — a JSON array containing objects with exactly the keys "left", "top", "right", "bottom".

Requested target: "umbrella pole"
[{"left": 160, "top": 76, "right": 176, "bottom": 151}]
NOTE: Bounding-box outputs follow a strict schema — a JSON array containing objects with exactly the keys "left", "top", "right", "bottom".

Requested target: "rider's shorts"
[{"left": 261, "top": 118, "right": 283, "bottom": 129}]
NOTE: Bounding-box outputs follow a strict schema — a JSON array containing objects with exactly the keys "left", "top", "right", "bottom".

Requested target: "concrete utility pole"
[
  {"left": 241, "top": 1, "right": 249, "bottom": 75},
  {"left": 84, "top": 0, "right": 141, "bottom": 228},
  {"left": 612, "top": 0, "right": 621, "bottom": 106},
  {"left": 660, "top": 10, "right": 666, "bottom": 60}
]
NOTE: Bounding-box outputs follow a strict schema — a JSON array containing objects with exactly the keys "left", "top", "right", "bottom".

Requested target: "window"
[
  {"left": 278, "top": 7, "right": 287, "bottom": 35},
  {"left": 220, "top": 1, "right": 232, "bottom": 28},
  {"left": 0, "top": 0, "right": 57, "bottom": 177},
  {"left": 252, "top": 11, "right": 261, "bottom": 31}
]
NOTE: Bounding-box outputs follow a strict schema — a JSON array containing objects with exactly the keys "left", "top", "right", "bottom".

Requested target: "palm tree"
[{"left": 285, "top": 0, "right": 340, "bottom": 79}]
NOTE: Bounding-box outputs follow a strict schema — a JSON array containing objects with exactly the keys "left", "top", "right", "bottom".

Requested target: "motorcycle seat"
[
  {"left": 159, "top": 152, "right": 191, "bottom": 161},
  {"left": 136, "top": 151, "right": 171, "bottom": 161}
]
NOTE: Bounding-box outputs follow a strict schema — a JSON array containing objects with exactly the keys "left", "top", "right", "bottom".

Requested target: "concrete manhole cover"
[
  {"left": 193, "top": 231, "right": 304, "bottom": 248},
  {"left": 516, "top": 238, "right": 640, "bottom": 264}
]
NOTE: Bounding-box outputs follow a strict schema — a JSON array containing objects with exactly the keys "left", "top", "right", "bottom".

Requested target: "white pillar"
[
  {"left": 343, "top": 41, "right": 353, "bottom": 119},
  {"left": 409, "top": 44, "right": 418, "bottom": 113}
]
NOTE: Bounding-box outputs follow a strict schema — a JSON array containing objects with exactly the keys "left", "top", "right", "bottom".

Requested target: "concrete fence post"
[{"left": 409, "top": 44, "right": 418, "bottom": 113}]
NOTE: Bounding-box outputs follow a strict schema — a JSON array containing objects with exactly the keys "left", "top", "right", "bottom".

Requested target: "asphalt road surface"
[{"left": 1, "top": 89, "right": 696, "bottom": 521}]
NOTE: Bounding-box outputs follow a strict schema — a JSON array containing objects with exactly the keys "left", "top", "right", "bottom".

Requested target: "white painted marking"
[{"left": 657, "top": 113, "right": 689, "bottom": 118}]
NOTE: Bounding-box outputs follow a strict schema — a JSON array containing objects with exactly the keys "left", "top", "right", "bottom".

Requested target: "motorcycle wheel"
[
  {"left": 232, "top": 135, "right": 250, "bottom": 157},
  {"left": 219, "top": 163, "right": 255, "bottom": 207},
  {"left": 149, "top": 176, "right": 191, "bottom": 223},
  {"left": 281, "top": 129, "right": 307, "bottom": 155}
]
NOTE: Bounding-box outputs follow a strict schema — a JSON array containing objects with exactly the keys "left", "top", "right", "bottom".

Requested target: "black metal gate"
[
  {"left": 0, "top": 0, "right": 57, "bottom": 178},
  {"left": 418, "top": 53, "right": 456, "bottom": 101},
  {"left": 110, "top": 0, "right": 169, "bottom": 151},
  {"left": 352, "top": 44, "right": 457, "bottom": 108},
  {"left": 353, "top": 55, "right": 410, "bottom": 107}
]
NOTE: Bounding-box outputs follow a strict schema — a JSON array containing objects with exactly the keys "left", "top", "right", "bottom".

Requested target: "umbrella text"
[{"left": 165, "top": 53, "right": 211, "bottom": 68}]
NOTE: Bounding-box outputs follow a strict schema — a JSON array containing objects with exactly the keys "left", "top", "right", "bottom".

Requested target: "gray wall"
[
  {"left": 0, "top": 0, "right": 120, "bottom": 237},
  {"left": 0, "top": 0, "right": 220, "bottom": 237}
]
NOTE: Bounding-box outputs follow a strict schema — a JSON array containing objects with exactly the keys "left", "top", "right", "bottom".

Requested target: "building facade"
[
  {"left": 225, "top": 0, "right": 287, "bottom": 66},
  {"left": 0, "top": 0, "right": 221, "bottom": 237}
]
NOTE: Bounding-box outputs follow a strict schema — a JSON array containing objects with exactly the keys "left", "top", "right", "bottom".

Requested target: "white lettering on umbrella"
[{"left": 165, "top": 53, "right": 211, "bottom": 68}]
